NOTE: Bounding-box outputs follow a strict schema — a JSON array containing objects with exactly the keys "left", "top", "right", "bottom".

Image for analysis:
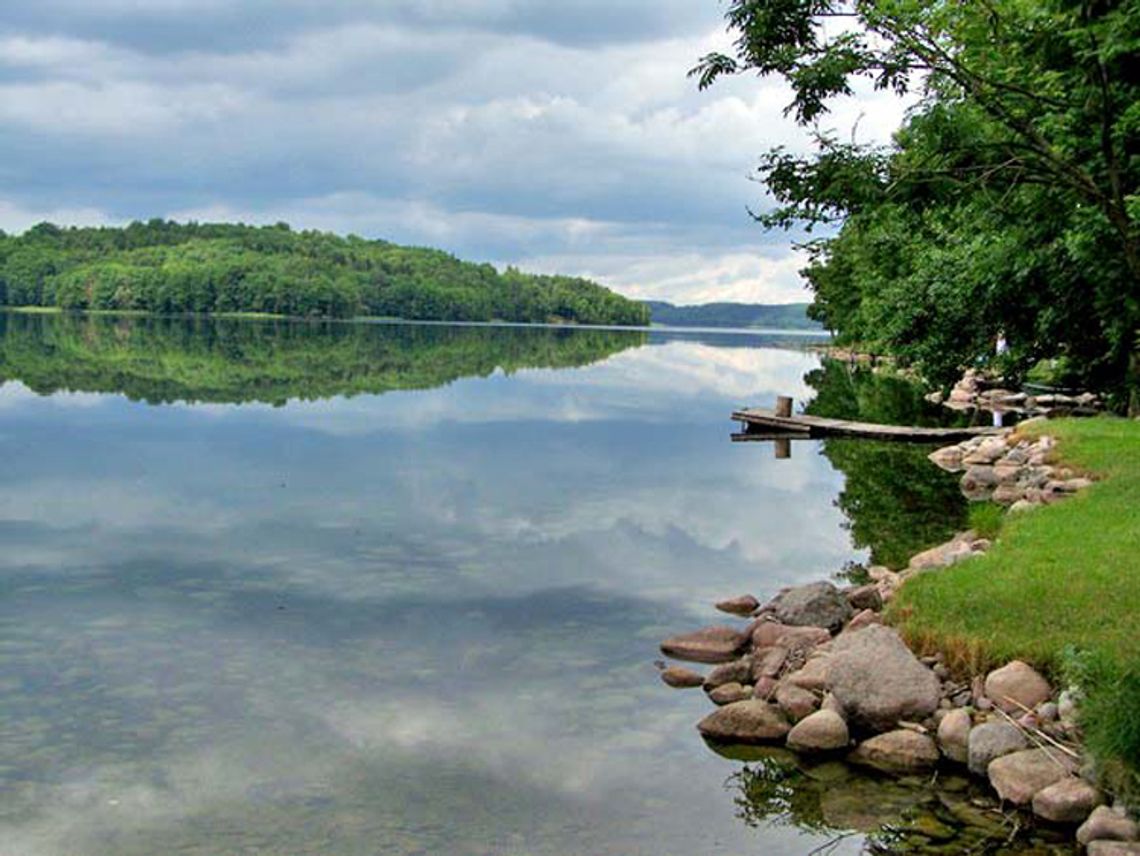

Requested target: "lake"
[{"left": 0, "top": 313, "right": 1053, "bottom": 855}]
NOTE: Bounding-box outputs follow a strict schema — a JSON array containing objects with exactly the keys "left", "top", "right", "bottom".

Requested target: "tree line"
[
  {"left": 0, "top": 220, "right": 650, "bottom": 327},
  {"left": 696, "top": 1, "right": 1140, "bottom": 411}
]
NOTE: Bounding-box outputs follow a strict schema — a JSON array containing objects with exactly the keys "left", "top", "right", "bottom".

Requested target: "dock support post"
[
  {"left": 775, "top": 395, "right": 793, "bottom": 418},
  {"left": 774, "top": 438, "right": 791, "bottom": 459}
]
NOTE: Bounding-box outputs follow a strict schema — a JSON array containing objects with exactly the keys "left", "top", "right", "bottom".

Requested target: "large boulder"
[
  {"left": 661, "top": 626, "right": 749, "bottom": 664},
  {"left": 826, "top": 625, "right": 941, "bottom": 732},
  {"left": 764, "top": 582, "right": 853, "bottom": 633},
  {"left": 848, "top": 730, "right": 939, "bottom": 775},
  {"left": 936, "top": 708, "right": 971, "bottom": 764},
  {"left": 787, "top": 709, "right": 849, "bottom": 753},
  {"left": 845, "top": 584, "right": 883, "bottom": 613},
  {"left": 697, "top": 700, "right": 791, "bottom": 744},
  {"left": 1032, "top": 777, "right": 1103, "bottom": 824},
  {"left": 967, "top": 721, "right": 1028, "bottom": 776},
  {"left": 988, "top": 748, "right": 1078, "bottom": 806},
  {"left": 984, "top": 660, "right": 1052, "bottom": 714}
]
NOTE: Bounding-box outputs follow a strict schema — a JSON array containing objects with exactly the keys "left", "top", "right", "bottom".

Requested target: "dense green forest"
[
  {"left": 645, "top": 300, "right": 822, "bottom": 329},
  {"left": 697, "top": 1, "right": 1140, "bottom": 411},
  {"left": 0, "top": 221, "right": 649, "bottom": 327},
  {"left": 0, "top": 312, "right": 643, "bottom": 406}
]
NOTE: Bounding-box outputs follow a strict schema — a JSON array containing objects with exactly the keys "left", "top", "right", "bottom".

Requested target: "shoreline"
[{"left": 659, "top": 422, "right": 1138, "bottom": 852}]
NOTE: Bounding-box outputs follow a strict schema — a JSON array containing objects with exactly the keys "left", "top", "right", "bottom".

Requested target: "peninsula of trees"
[{"left": 0, "top": 221, "right": 650, "bottom": 327}]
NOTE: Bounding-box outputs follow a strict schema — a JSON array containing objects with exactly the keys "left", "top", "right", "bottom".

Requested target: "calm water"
[{"left": 0, "top": 314, "right": 1053, "bottom": 855}]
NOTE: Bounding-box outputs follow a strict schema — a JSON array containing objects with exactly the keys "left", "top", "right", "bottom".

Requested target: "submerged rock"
[
  {"left": 827, "top": 625, "right": 941, "bottom": 732},
  {"left": 661, "top": 626, "right": 749, "bottom": 664},
  {"left": 697, "top": 700, "right": 791, "bottom": 744},
  {"left": 764, "top": 581, "right": 853, "bottom": 633},
  {"left": 848, "top": 730, "right": 939, "bottom": 775}
]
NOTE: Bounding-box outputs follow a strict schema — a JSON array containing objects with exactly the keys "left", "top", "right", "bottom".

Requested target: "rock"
[
  {"left": 1088, "top": 842, "right": 1140, "bottom": 855},
  {"left": 660, "top": 666, "right": 704, "bottom": 688},
  {"left": 697, "top": 700, "right": 791, "bottom": 745},
  {"left": 753, "top": 676, "right": 777, "bottom": 700},
  {"left": 848, "top": 730, "right": 939, "bottom": 775},
  {"left": 984, "top": 660, "right": 1052, "bottom": 714},
  {"left": 751, "top": 620, "right": 832, "bottom": 651},
  {"left": 821, "top": 692, "right": 844, "bottom": 716},
  {"left": 787, "top": 709, "right": 849, "bottom": 753},
  {"left": 1036, "top": 701, "right": 1059, "bottom": 722},
  {"left": 704, "top": 658, "right": 753, "bottom": 689},
  {"left": 967, "top": 721, "right": 1028, "bottom": 776},
  {"left": 826, "top": 625, "right": 941, "bottom": 733},
  {"left": 1032, "top": 776, "right": 1103, "bottom": 824},
  {"left": 1078, "top": 806, "right": 1140, "bottom": 846},
  {"left": 908, "top": 532, "right": 979, "bottom": 571},
  {"left": 929, "top": 445, "right": 965, "bottom": 472},
  {"left": 936, "top": 708, "right": 971, "bottom": 763},
  {"left": 776, "top": 683, "right": 819, "bottom": 721},
  {"left": 1010, "top": 499, "right": 1035, "bottom": 513},
  {"left": 708, "top": 682, "right": 752, "bottom": 705},
  {"left": 963, "top": 437, "right": 1008, "bottom": 465},
  {"left": 992, "top": 483, "right": 1024, "bottom": 505},
  {"left": 661, "top": 626, "right": 749, "bottom": 664},
  {"left": 716, "top": 594, "right": 760, "bottom": 616},
  {"left": 752, "top": 646, "right": 788, "bottom": 680},
  {"left": 764, "top": 582, "right": 853, "bottom": 633},
  {"left": 988, "top": 749, "right": 1078, "bottom": 806},
  {"left": 844, "top": 609, "right": 882, "bottom": 633},
  {"left": 845, "top": 584, "right": 883, "bottom": 612},
  {"left": 961, "top": 464, "right": 998, "bottom": 492},
  {"left": 783, "top": 657, "right": 831, "bottom": 692}
]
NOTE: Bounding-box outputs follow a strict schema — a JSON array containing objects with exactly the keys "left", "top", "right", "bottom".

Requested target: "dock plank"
[{"left": 732, "top": 408, "right": 1004, "bottom": 442}]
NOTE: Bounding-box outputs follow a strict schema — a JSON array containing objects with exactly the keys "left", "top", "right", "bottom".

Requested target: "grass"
[{"left": 889, "top": 416, "right": 1140, "bottom": 795}]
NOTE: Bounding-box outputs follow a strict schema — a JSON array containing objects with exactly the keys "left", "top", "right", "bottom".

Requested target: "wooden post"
[
  {"left": 774, "top": 438, "right": 791, "bottom": 460},
  {"left": 775, "top": 395, "right": 793, "bottom": 418}
]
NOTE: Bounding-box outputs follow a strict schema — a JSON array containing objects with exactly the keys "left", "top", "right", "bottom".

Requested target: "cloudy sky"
[{"left": 0, "top": 1, "right": 907, "bottom": 304}]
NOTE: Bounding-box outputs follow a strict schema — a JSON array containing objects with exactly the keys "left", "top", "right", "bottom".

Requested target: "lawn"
[{"left": 890, "top": 415, "right": 1140, "bottom": 794}]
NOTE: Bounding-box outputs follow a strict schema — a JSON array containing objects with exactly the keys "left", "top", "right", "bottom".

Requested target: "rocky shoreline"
[{"left": 658, "top": 429, "right": 1137, "bottom": 854}]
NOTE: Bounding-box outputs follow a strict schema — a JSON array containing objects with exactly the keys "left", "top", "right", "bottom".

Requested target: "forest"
[
  {"left": 0, "top": 220, "right": 650, "bottom": 327},
  {"left": 696, "top": 1, "right": 1140, "bottom": 411}
]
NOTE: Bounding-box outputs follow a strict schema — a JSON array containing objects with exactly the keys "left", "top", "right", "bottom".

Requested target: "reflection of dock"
[{"left": 732, "top": 408, "right": 1004, "bottom": 443}]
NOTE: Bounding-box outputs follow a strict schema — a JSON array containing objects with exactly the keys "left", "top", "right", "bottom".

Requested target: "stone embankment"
[
  {"left": 659, "top": 432, "right": 1135, "bottom": 853},
  {"left": 930, "top": 368, "right": 1103, "bottom": 417}
]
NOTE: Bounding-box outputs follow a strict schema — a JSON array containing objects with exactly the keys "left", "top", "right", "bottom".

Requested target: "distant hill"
[
  {"left": 0, "top": 221, "right": 649, "bottom": 326},
  {"left": 645, "top": 301, "right": 823, "bottom": 330}
]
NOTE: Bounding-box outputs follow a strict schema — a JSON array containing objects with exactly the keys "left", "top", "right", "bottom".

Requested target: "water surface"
[{"left": 0, "top": 314, "right": 1028, "bottom": 855}]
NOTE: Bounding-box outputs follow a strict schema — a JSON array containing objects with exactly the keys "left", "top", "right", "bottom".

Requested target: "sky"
[{"left": 0, "top": 1, "right": 908, "bottom": 305}]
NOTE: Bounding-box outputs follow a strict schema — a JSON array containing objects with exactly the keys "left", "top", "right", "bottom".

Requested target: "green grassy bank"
[{"left": 890, "top": 416, "right": 1140, "bottom": 795}]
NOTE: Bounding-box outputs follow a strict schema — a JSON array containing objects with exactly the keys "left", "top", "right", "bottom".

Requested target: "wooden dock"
[{"left": 732, "top": 407, "right": 1004, "bottom": 442}]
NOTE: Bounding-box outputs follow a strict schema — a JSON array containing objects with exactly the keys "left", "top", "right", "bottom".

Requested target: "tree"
[{"left": 694, "top": 0, "right": 1140, "bottom": 409}]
